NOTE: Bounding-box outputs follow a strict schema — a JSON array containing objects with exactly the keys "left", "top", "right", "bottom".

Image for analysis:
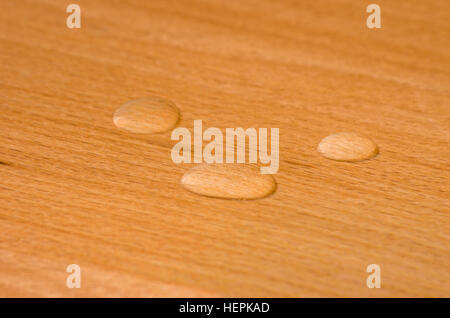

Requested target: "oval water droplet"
[
  {"left": 318, "top": 132, "right": 378, "bottom": 162},
  {"left": 113, "top": 97, "right": 179, "bottom": 133},
  {"left": 181, "top": 164, "right": 276, "bottom": 200}
]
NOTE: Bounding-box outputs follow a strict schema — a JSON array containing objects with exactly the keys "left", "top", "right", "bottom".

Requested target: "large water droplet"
[
  {"left": 181, "top": 164, "right": 276, "bottom": 200},
  {"left": 318, "top": 132, "right": 378, "bottom": 162},
  {"left": 113, "top": 97, "right": 179, "bottom": 133}
]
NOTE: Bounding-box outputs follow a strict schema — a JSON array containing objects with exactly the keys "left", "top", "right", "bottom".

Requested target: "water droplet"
[
  {"left": 318, "top": 132, "right": 378, "bottom": 162},
  {"left": 181, "top": 164, "right": 276, "bottom": 200},
  {"left": 113, "top": 97, "right": 179, "bottom": 133}
]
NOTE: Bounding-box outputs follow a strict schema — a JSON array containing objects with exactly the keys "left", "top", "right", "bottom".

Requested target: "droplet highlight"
[
  {"left": 318, "top": 132, "right": 378, "bottom": 162},
  {"left": 113, "top": 97, "right": 180, "bottom": 133},
  {"left": 181, "top": 164, "right": 276, "bottom": 200}
]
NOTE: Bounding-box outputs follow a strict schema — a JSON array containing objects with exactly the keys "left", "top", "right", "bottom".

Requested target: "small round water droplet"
[
  {"left": 318, "top": 132, "right": 378, "bottom": 162},
  {"left": 181, "top": 164, "right": 276, "bottom": 200},
  {"left": 113, "top": 97, "right": 180, "bottom": 133}
]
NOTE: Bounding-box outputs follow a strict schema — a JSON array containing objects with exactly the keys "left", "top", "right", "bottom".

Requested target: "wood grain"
[
  {"left": 0, "top": 0, "right": 449, "bottom": 297},
  {"left": 181, "top": 164, "right": 277, "bottom": 199}
]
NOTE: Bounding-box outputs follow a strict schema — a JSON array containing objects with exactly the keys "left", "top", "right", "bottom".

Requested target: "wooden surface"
[{"left": 0, "top": 0, "right": 449, "bottom": 297}]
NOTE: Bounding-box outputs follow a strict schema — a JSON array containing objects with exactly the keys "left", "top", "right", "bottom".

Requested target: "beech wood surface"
[{"left": 0, "top": 0, "right": 449, "bottom": 297}]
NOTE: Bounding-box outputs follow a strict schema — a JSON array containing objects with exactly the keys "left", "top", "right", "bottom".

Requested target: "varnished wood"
[{"left": 0, "top": 0, "right": 449, "bottom": 297}]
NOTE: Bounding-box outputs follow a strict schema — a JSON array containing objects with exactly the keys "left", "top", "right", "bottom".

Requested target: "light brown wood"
[
  {"left": 0, "top": 0, "right": 449, "bottom": 297},
  {"left": 317, "top": 132, "right": 379, "bottom": 162},
  {"left": 113, "top": 97, "right": 180, "bottom": 134},
  {"left": 181, "top": 164, "right": 277, "bottom": 200}
]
